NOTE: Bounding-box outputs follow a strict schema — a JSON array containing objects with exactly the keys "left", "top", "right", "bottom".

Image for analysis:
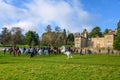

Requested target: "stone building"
[{"left": 74, "top": 29, "right": 117, "bottom": 49}]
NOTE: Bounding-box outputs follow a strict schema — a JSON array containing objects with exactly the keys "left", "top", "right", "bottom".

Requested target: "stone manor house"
[{"left": 74, "top": 29, "right": 117, "bottom": 49}]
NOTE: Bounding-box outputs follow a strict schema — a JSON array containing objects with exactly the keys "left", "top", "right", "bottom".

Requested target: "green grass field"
[{"left": 0, "top": 52, "right": 120, "bottom": 80}]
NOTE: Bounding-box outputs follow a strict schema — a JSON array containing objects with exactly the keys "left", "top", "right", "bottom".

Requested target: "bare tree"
[
  {"left": 11, "top": 27, "right": 24, "bottom": 46},
  {"left": 0, "top": 27, "right": 11, "bottom": 46}
]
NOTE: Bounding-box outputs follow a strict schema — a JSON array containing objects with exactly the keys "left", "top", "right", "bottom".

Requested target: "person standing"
[{"left": 3, "top": 48, "right": 6, "bottom": 55}]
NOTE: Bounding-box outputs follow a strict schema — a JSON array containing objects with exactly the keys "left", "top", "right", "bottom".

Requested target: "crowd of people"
[{"left": 2, "top": 46, "right": 74, "bottom": 58}]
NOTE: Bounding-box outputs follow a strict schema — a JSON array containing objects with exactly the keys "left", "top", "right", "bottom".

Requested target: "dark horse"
[{"left": 8, "top": 47, "right": 21, "bottom": 56}]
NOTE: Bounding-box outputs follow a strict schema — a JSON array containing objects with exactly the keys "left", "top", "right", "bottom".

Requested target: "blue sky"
[
  {"left": 81, "top": 0, "right": 120, "bottom": 30},
  {"left": 0, "top": 0, "right": 120, "bottom": 36}
]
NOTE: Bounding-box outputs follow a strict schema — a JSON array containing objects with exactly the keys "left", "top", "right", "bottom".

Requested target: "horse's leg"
[
  {"left": 68, "top": 55, "right": 70, "bottom": 59},
  {"left": 15, "top": 51, "right": 17, "bottom": 56},
  {"left": 47, "top": 52, "right": 49, "bottom": 55},
  {"left": 30, "top": 52, "right": 33, "bottom": 57},
  {"left": 18, "top": 52, "right": 19, "bottom": 56},
  {"left": 13, "top": 51, "right": 15, "bottom": 56},
  {"left": 39, "top": 50, "right": 42, "bottom": 55},
  {"left": 70, "top": 54, "right": 72, "bottom": 58},
  {"left": 67, "top": 55, "right": 69, "bottom": 59},
  {"left": 9, "top": 51, "right": 11, "bottom": 55},
  {"left": 18, "top": 51, "right": 21, "bottom": 56}
]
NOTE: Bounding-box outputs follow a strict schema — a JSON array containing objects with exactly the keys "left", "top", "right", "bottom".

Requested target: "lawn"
[{"left": 0, "top": 52, "right": 120, "bottom": 80}]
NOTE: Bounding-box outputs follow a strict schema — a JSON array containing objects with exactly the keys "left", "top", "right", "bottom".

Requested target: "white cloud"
[
  {"left": 6, "top": 21, "right": 34, "bottom": 30},
  {"left": 0, "top": 0, "right": 95, "bottom": 35},
  {"left": 0, "top": 0, "right": 26, "bottom": 19}
]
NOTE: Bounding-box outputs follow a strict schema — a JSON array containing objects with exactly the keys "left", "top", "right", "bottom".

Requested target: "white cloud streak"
[{"left": 0, "top": 0, "right": 95, "bottom": 35}]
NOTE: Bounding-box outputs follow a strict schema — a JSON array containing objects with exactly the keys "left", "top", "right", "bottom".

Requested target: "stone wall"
[
  {"left": 81, "top": 37, "right": 87, "bottom": 48},
  {"left": 74, "top": 36, "right": 88, "bottom": 48},
  {"left": 104, "top": 34, "right": 114, "bottom": 48},
  {"left": 91, "top": 38, "right": 105, "bottom": 48},
  {"left": 74, "top": 36, "right": 81, "bottom": 48},
  {"left": 77, "top": 48, "right": 120, "bottom": 55}
]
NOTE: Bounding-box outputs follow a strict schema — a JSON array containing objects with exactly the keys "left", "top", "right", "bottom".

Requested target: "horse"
[
  {"left": 19, "top": 48, "right": 26, "bottom": 54},
  {"left": 8, "top": 47, "right": 21, "bottom": 56},
  {"left": 51, "top": 47, "right": 58, "bottom": 54},
  {"left": 29, "top": 48, "right": 36, "bottom": 57},
  {"left": 60, "top": 46, "right": 72, "bottom": 59},
  {"left": 38, "top": 48, "right": 43, "bottom": 55},
  {"left": 15, "top": 48, "right": 21, "bottom": 56},
  {"left": 44, "top": 49, "right": 49, "bottom": 55},
  {"left": 8, "top": 48, "right": 14, "bottom": 55},
  {"left": 38, "top": 48, "right": 49, "bottom": 56},
  {"left": 24, "top": 48, "right": 30, "bottom": 55}
]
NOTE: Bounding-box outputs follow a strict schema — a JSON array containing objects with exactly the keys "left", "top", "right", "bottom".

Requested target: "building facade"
[{"left": 74, "top": 30, "right": 117, "bottom": 49}]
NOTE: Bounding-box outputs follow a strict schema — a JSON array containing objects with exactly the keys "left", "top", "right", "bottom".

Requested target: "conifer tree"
[{"left": 113, "top": 20, "right": 120, "bottom": 50}]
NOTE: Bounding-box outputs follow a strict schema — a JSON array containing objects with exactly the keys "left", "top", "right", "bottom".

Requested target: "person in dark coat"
[{"left": 3, "top": 48, "right": 6, "bottom": 55}]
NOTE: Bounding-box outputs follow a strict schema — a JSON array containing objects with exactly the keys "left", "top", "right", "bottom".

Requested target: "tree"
[
  {"left": 113, "top": 20, "right": 120, "bottom": 50},
  {"left": 41, "top": 30, "right": 67, "bottom": 46},
  {"left": 11, "top": 27, "right": 24, "bottom": 46},
  {"left": 89, "top": 26, "right": 102, "bottom": 38},
  {"left": 67, "top": 33, "right": 74, "bottom": 45},
  {"left": 45, "top": 25, "right": 52, "bottom": 32},
  {"left": 63, "top": 29, "right": 67, "bottom": 45},
  {"left": 113, "top": 33, "right": 120, "bottom": 50},
  {"left": 117, "top": 20, "right": 120, "bottom": 33},
  {"left": 24, "top": 31, "right": 39, "bottom": 47},
  {"left": 0, "top": 27, "right": 11, "bottom": 46},
  {"left": 41, "top": 32, "right": 56, "bottom": 46},
  {"left": 55, "top": 26, "right": 61, "bottom": 33},
  {"left": 103, "top": 28, "right": 109, "bottom": 35}
]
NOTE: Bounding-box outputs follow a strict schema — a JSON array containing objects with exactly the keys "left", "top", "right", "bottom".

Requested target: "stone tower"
[{"left": 82, "top": 29, "right": 88, "bottom": 39}]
